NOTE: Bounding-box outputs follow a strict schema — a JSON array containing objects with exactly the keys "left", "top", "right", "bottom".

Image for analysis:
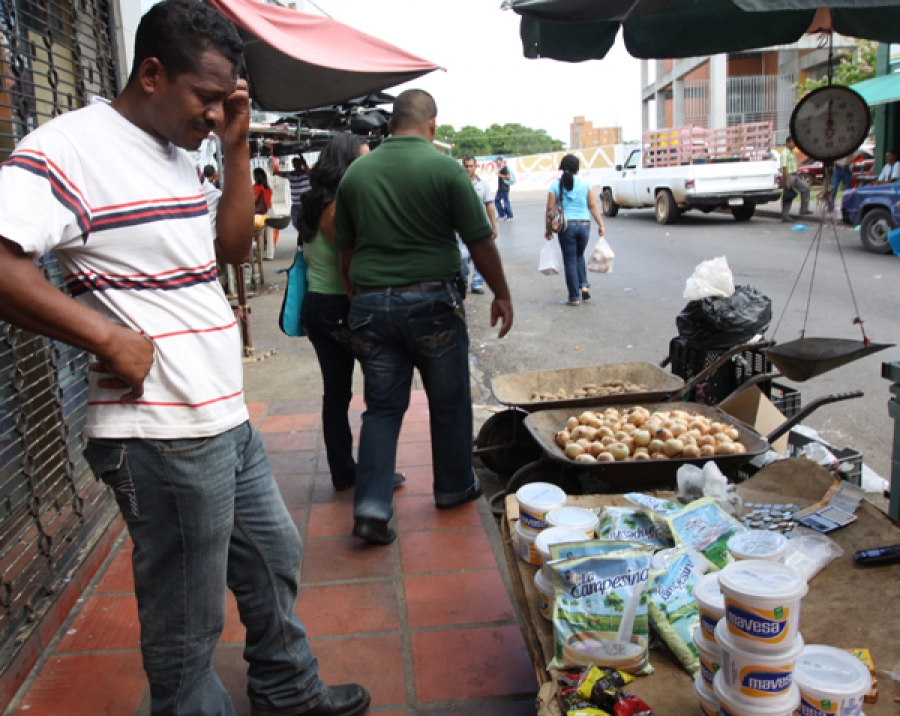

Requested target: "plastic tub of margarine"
[
  {"left": 715, "top": 619, "right": 803, "bottom": 702},
  {"left": 727, "top": 530, "right": 789, "bottom": 563},
  {"left": 694, "top": 626, "right": 723, "bottom": 691},
  {"left": 714, "top": 671, "right": 799, "bottom": 716},
  {"left": 515, "top": 482, "right": 567, "bottom": 533},
  {"left": 534, "top": 527, "right": 590, "bottom": 580},
  {"left": 545, "top": 505, "right": 599, "bottom": 538},
  {"left": 793, "top": 644, "right": 872, "bottom": 716},
  {"left": 695, "top": 672, "right": 720, "bottom": 716},
  {"left": 695, "top": 572, "right": 726, "bottom": 645},
  {"left": 718, "top": 560, "right": 807, "bottom": 652},
  {"left": 514, "top": 520, "right": 542, "bottom": 565},
  {"left": 533, "top": 569, "right": 553, "bottom": 622}
]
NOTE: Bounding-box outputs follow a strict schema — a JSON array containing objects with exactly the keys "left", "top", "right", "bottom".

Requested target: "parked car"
[
  {"left": 840, "top": 181, "right": 900, "bottom": 253},
  {"left": 797, "top": 157, "right": 825, "bottom": 186},
  {"left": 794, "top": 151, "right": 875, "bottom": 188}
]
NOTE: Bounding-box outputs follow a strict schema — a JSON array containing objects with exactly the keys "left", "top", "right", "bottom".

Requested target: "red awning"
[{"left": 207, "top": 0, "right": 441, "bottom": 112}]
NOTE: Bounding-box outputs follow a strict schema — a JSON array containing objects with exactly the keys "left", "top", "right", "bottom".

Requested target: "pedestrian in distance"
[
  {"left": 0, "top": 1, "right": 370, "bottom": 714},
  {"left": 544, "top": 154, "right": 606, "bottom": 306},
  {"left": 253, "top": 166, "right": 279, "bottom": 259},
  {"left": 334, "top": 89, "right": 514, "bottom": 546},
  {"left": 873, "top": 148, "right": 900, "bottom": 184},
  {"left": 779, "top": 135, "right": 812, "bottom": 222},
  {"left": 494, "top": 155, "right": 515, "bottom": 221},
  {"left": 458, "top": 154, "right": 498, "bottom": 295},
  {"left": 276, "top": 155, "right": 311, "bottom": 232},
  {"left": 203, "top": 163, "right": 220, "bottom": 187},
  {"left": 829, "top": 152, "right": 854, "bottom": 210}
]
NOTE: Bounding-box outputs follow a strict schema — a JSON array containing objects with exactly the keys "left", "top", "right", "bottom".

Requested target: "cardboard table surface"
[{"left": 502, "top": 458, "right": 900, "bottom": 715}]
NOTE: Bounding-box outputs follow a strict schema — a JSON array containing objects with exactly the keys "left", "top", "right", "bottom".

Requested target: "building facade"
[{"left": 570, "top": 117, "right": 622, "bottom": 150}]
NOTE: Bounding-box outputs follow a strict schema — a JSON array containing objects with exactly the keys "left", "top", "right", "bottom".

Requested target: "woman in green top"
[{"left": 298, "top": 135, "right": 390, "bottom": 491}]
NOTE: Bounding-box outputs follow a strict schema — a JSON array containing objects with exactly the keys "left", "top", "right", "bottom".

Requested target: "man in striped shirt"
[{"left": 278, "top": 156, "right": 311, "bottom": 231}]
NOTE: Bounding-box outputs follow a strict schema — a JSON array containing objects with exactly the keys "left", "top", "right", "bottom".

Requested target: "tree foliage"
[
  {"left": 436, "top": 122, "right": 565, "bottom": 158},
  {"left": 797, "top": 39, "right": 877, "bottom": 95}
]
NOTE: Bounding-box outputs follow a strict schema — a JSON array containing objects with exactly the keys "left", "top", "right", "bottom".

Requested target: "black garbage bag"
[{"left": 676, "top": 285, "right": 772, "bottom": 350}]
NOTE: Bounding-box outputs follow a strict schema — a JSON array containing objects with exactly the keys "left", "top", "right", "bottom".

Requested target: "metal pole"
[{"left": 883, "top": 361, "right": 900, "bottom": 521}]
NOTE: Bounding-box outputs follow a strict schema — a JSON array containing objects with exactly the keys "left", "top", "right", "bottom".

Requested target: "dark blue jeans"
[
  {"left": 348, "top": 285, "right": 476, "bottom": 520},
  {"left": 495, "top": 191, "right": 513, "bottom": 219},
  {"left": 301, "top": 291, "right": 356, "bottom": 488},
  {"left": 84, "top": 423, "right": 324, "bottom": 716},
  {"left": 290, "top": 202, "right": 301, "bottom": 232},
  {"left": 558, "top": 221, "right": 591, "bottom": 302},
  {"left": 830, "top": 166, "right": 853, "bottom": 209}
]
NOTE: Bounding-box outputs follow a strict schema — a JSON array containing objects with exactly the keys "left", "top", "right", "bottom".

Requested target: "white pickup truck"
[{"left": 600, "top": 123, "right": 781, "bottom": 224}]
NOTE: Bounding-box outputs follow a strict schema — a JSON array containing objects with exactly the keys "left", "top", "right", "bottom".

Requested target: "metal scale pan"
[{"left": 765, "top": 338, "right": 895, "bottom": 382}]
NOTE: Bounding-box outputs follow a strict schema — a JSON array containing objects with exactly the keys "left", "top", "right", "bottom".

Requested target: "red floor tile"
[
  {"left": 288, "top": 507, "right": 307, "bottom": 534},
  {"left": 246, "top": 401, "right": 267, "bottom": 424},
  {"left": 212, "top": 645, "right": 252, "bottom": 716},
  {"left": 395, "top": 495, "right": 482, "bottom": 533},
  {"left": 13, "top": 652, "right": 147, "bottom": 716},
  {"left": 263, "top": 431, "right": 319, "bottom": 452},
  {"left": 297, "top": 581, "right": 399, "bottom": 637},
  {"left": 311, "top": 473, "right": 356, "bottom": 504},
  {"left": 403, "top": 404, "right": 431, "bottom": 423},
  {"left": 57, "top": 595, "right": 141, "bottom": 652},
  {"left": 301, "top": 537, "right": 398, "bottom": 583},
  {"left": 94, "top": 548, "right": 134, "bottom": 594},
  {"left": 274, "top": 474, "right": 314, "bottom": 508},
  {"left": 411, "top": 626, "right": 537, "bottom": 702},
  {"left": 268, "top": 398, "right": 322, "bottom": 415},
  {"left": 221, "top": 591, "right": 244, "bottom": 643},
  {"left": 311, "top": 635, "right": 406, "bottom": 708},
  {"left": 396, "top": 442, "right": 433, "bottom": 468},
  {"left": 37, "top": 578, "right": 81, "bottom": 652},
  {"left": 404, "top": 571, "right": 515, "bottom": 629},
  {"left": 349, "top": 394, "right": 366, "bottom": 410},
  {"left": 268, "top": 450, "right": 318, "bottom": 476},
  {"left": 396, "top": 466, "right": 434, "bottom": 496},
  {"left": 398, "top": 421, "right": 432, "bottom": 444},
  {"left": 410, "top": 390, "right": 428, "bottom": 405},
  {"left": 260, "top": 413, "right": 320, "bottom": 434},
  {"left": 307, "top": 502, "right": 355, "bottom": 538},
  {"left": 400, "top": 528, "right": 498, "bottom": 574}
]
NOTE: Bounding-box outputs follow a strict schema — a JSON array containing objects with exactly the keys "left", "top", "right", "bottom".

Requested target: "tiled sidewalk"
[{"left": 6, "top": 391, "right": 538, "bottom": 716}]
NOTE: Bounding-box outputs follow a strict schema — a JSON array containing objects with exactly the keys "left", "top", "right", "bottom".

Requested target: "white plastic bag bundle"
[
  {"left": 783, "top": 527, "right": 844, "bottom": 582},
  {"left": 538, "top": 243, "right": 559, "bottom": 275},
  {"left": 587, "top": 236, "right": 615, "bottom": 273},
  {"left": 683, "top": 256, "right": 735, "bottom": 300}
]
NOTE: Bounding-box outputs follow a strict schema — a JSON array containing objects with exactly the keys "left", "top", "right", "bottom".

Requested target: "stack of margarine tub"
[
  {"left": 692, "top": 556, "right": 872, "bottom": 716},
  {"left": 512, "top": 483, "right": 599, "bottom": 621}
]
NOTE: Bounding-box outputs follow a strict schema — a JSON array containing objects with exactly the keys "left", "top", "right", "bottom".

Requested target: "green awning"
[{"left": 851, "top": 73, "right": 900, "bottom": 107}]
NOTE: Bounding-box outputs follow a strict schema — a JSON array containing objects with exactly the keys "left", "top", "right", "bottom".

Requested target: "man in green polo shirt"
[
  {"left": 334, "top": 89, "right": 513, "bottom": 545},
  {"left": 780, "top": 135, "right": 811, "bottom": 222}
]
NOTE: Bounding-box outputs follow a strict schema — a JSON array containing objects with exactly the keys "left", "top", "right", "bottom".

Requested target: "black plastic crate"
[
  {"left": 667, "top": 337, "right": 773, "bottom": 406},
  {"left": 770, "top": 382, "right": 801, "bottom": 419},
  {"left": 787, "top": 432, "right": 863, "bottom": 487}
]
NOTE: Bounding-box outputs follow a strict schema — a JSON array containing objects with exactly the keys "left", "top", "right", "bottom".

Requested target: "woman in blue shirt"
[{"left": 544, "top": 154, "right": 606, "bottom": 305}]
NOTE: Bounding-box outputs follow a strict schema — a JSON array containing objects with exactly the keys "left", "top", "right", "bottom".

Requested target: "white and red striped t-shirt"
[{"left": 0, "top": 98, "right": 248, "bottom": 440}]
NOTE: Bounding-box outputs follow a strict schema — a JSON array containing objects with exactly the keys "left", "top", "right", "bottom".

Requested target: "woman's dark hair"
[
  {"left": 559, "top": 154, "right": 580, "bottom": 192},
  {"left": 253, "top": 168, "right": 269, "bottom": 188},
  {"left": 299, "top": 134, "right": 364, "bottom": 243},
  {"left": 129, "top": 0, "right": 243, "bottom": 84}
]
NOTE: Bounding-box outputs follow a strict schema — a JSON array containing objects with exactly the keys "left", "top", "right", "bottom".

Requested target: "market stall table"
[{"left": 501, "top": 459, "right": 900, "bottom": 715}]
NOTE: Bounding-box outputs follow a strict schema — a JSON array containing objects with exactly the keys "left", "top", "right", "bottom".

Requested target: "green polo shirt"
[{"left": 333, "top": 135, "right": 492, "bottom": 287}]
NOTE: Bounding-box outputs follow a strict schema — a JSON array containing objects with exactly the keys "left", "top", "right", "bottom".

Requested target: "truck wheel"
[
  {"left": 731, "top": 203, "right": 756, "bottom": 222},
  {"left": 602, "top": 188, "right": 619, "bottom": 217},
  {"left": 860, "top": 208, "right": 894, "bottom": 254},
  {"left": 655, "top": 189, "right": 679, "bottom": 225}
]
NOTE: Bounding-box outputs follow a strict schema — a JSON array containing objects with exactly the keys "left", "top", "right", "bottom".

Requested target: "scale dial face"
[{"left": 789, "top": 85, "right": 870, "bottom": 162}]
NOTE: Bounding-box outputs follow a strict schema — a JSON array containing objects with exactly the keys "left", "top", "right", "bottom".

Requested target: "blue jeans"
[
  {"left": 84, "top": 423, "right": 324, "bottom": 716},
  {"left": 290, "top": 202, "right": 301, "bottom": 232},
  {"left": 558, "top": 221, "right": 590, "bottom": 302},
  {"left": 495, "top": 191, "right": 513, "bottom": 219},
  {"left": 457, "top": 239, "right": 483, "bottom": 290},
  {"left": 830, "top": 166, "right": 853, "bottom": 209},
  {"left": 301, "top": 291, "right": 356, "bottom": 488},
  {"left": 348, "top": 285, "right": 476, "bottom": 521}
]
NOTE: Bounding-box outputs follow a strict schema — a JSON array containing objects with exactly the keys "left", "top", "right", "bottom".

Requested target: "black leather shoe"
[
  {"left": 305, "top": 684, "right": 371, "bottom": 716},
  {"left": 435, "top": 481, "right": 483, "bottom": 510},
  {"left": 353, "top": 517, "right": 396, "bottom": 545}
]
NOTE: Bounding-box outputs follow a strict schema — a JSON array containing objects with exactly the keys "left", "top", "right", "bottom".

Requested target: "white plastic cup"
[
  {"left": 515, "top": 482, "right": 567, "bottom": 533},
  {"left": 718, "top": 560, "right": 808, "bottom": 651},
  {"left": 727, "top": 530, "right": 789, "bottom": 563},
  {"left": 534, "top": 526, "right": 590, "bottom": 580},
  {"left": 533, "top": 569, "right": 553, "bottom": 621},
  {"left": 715, "top": 619, "right": 803, "bottom": 701},
  {"left": 545, "top": 505, "right": 600, "bottom": 538},
  {"left": 793, "top": 644, "right": 872, "bottom": 716},
  {"left": 695, "top": 672, "right": 720, "bottom": 716},
  {"left": 694, "top": 626, "right": 723, "bottom": 691},
  {"left": 695, "top": 572, "right": 726, "bottom": 645},
  {"left": 714, "top": 671, "right": 800, "bottom": 716},
  {"left": 514, "top": 520, "right": 542, "bottom": 565}
]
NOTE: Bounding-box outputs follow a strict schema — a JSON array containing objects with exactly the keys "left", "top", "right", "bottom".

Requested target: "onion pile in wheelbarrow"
[{"left": 554, "top": 406, "right": 747, "bottom": 463}]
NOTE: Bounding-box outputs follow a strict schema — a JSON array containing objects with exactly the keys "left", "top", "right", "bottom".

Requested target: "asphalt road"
[{"left": 463, "top": 192, "right": 900, "bottom": 483}]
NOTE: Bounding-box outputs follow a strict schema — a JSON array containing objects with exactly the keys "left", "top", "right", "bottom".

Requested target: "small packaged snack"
[
  {"left": 597, "top": 507, "right": 672, "bottom": 548},
  {"left": 623, "top": 493, "right": 683, "bottom": 539},
  {"left": 666, "top": 497, "right": 746, "bottom": 569}
]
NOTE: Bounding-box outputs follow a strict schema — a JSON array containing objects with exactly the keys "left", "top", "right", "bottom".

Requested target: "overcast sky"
[{"left": 313, "top": 0, "right": 643, "bottom": 144}]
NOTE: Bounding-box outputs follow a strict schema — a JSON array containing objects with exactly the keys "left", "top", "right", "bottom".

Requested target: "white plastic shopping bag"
[
  {"left": 539, "top": 242, "right": 559, "bottom": 275},
  {"left": 588, "top": 236, "right": 615, "bottom": 273},
  {"left": 683, "top": 256, "right": 735, "bottom": 300}
]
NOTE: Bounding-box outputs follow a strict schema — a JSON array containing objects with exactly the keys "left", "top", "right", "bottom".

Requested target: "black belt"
[
  {"left": 568, "top": 220, "right": 590, "bottom": 224},
  {"left": 354, "top": 280, "right": 451, "bottom": 295}
]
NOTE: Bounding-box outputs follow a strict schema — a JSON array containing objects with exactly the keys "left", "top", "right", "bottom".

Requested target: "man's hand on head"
[{"left": 218, "top": 78, "right": 250, "bottom": 149}]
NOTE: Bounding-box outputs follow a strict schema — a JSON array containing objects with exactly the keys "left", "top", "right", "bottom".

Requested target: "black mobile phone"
[{"left": 852, "top": 544, "right": 900, "bottom": 566}]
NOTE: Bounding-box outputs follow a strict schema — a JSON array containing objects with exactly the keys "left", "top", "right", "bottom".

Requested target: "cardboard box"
[{"left": 719, "top": 386, "right": 789, "bottom": 455}]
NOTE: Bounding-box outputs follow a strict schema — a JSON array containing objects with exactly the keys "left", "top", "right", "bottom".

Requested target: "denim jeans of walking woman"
[{"left": 557, "top": 220, "right": 591, "bottom": 302}]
